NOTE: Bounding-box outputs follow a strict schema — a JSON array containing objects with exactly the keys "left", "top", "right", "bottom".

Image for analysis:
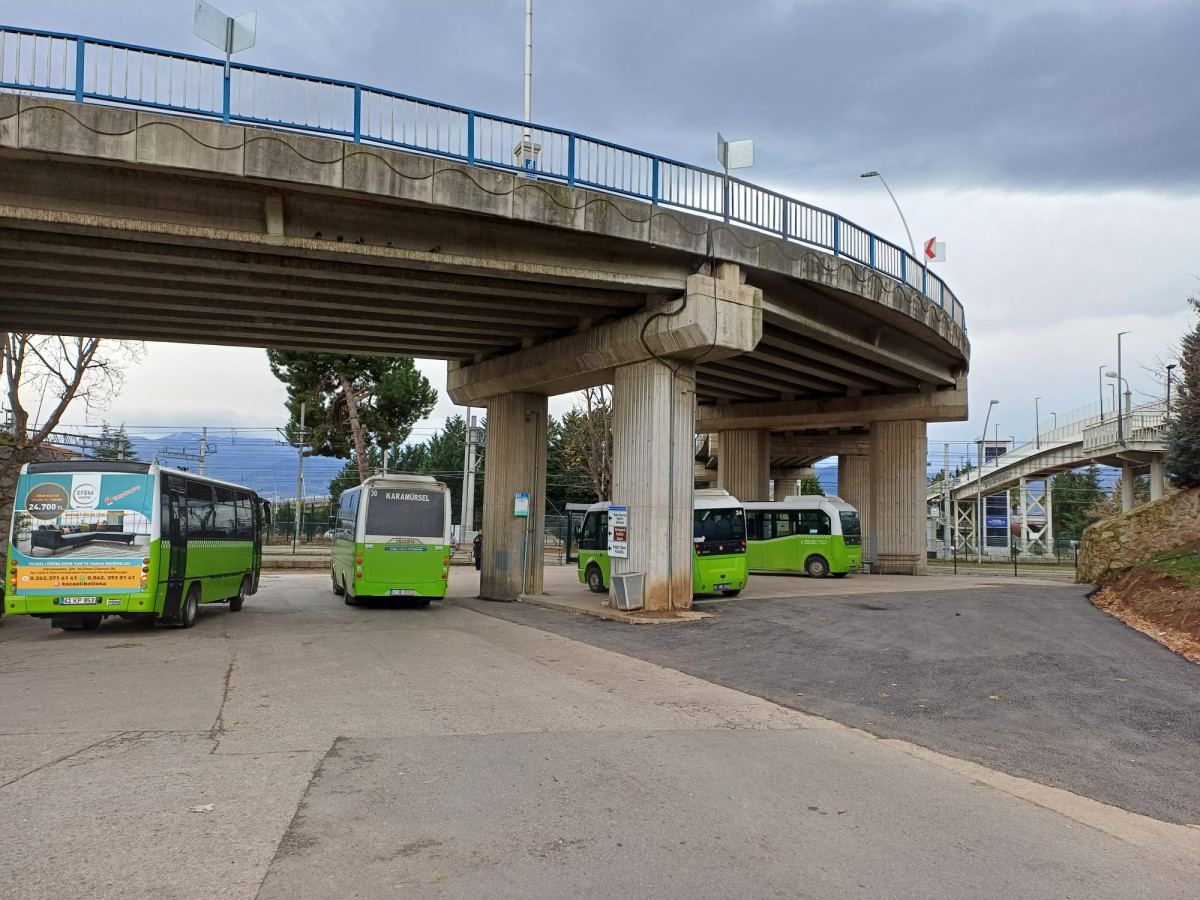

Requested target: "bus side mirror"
[{"left": 262, "top": 502, "right": 272, "bottom": 526}]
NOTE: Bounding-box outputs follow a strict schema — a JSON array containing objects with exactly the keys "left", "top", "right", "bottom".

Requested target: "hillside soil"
[{"left": 1092, "top": 567, "right": 1200, "bottom": 664}]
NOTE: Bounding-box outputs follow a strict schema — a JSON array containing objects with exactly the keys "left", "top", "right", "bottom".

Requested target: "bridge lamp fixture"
[
  {"left": 1035, "top": 396, "right": 1042, "bottom": 450},
  {"left": 1097, "top": 363, "right": 1107, "bottom": 423},
  {"left": 860, "top": 171, "right": 919, "bottom": 264},
  {"left": 977, "top": 399, "right": 998, "bottom": 563}
]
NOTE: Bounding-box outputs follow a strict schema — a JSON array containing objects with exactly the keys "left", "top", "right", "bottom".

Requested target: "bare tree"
[
  {"left": 570, "top": 385, "right": 613, "bottom": 501},
  {"left": 2, "top": 333, "right": 144, "bottom": 448}
]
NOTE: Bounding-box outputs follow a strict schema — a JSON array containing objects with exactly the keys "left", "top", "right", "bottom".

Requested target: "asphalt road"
[
  {"left": 1, "top": 572, "right": 1198, "bottom": 899},
  {"left": 454, "top": 578, "right": 1200, "bottom": 825}
]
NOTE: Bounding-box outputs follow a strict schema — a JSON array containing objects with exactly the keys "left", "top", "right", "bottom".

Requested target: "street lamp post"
[
  {"left": 1098, "top": 363, "right": 1107, "bottom": 423},
  {"left": 1106, "top": 371, "right": 1131, "bottom": 443},
  {"left": 1035, "top": 396, "right": 1042, "bottom": 450},
  {"left": 860, "top": 171, "right": 923, "bottom": 288},
  {"left": 977, "top": 399, "right": 998, "bottom": 564},
  {"left": 1167, "top": 363, "right": 1178, "bottom": 419},
  {"left": 1116, "top": 331, "right": 1131, "bottom": 443},
  {"left": 1051, "top": 411, "right": 1057, "bottom": 430}
]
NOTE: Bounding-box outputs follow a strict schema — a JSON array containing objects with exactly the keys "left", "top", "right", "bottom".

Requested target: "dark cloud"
[{"left": 6, "top": 0, "right": 1198, "bottom": 192}]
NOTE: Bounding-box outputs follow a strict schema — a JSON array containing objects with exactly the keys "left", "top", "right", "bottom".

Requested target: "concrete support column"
[
  {"left": 1149, "top": 459, "right": 1165, "bottom": 502},
  {"left": 1043, "top": 478, "right": 1054, "bottom": 550},
  {"left": 717, "top": 429, "right": 770, "bottom": 501},
  {"left": 1121, "top": 461, "right": 1136, "bottom": 513},
  {"left": 870, "top": 419, "right": 927, "bottom": 574},
  {"left": 1019, "top": 477, "right": 1029, "bottom": 549},
  {"left": 770, "top": 468, "right": 798, "bottom": 501},
  {"left": 479, "top": 392, "right": 547, "bottom": 601},
  {"left": 838, "top": 453, "right": 872, "bottom": 561},
  {"left": 611, "top": 359, "right": 697, "bottom": 612}
]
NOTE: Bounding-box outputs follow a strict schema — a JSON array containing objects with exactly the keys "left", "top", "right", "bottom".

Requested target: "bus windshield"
[
  {"left": 364, "top": 487, "right": 446, "bottom": 538},
  {"left": 694, "top": 506, "right": 746, "bottom": 541},
  {"left": 839, "top": 510, "right": 861, "bottom": 537}
]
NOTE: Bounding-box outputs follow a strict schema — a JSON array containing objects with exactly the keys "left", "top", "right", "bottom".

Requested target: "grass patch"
[{"left": 1144, "top": 550, "right": 1200, "bottom": 589}]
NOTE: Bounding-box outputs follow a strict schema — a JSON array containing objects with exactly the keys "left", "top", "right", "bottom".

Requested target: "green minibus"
[
  {"left": 743, "top": 495, "right": 862, "bottom": 578},
  {"left": 576, "top": 489, "right": 749, "bottom": 597},
  {"left": 330, "top": 474, "right": 452, "bottom": 605},
  {"left": 5, "top": 461, "right": 265, "bottom": 630}
]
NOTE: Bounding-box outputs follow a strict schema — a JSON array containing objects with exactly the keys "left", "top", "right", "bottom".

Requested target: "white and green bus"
[
  {"left": 5, "top": 461, "right": 266, "bottom": 631},
  {"left": 743, "top": 495, "right": 863, "bottom": 578},
  {"left": 330, "top": 474, "right": 452, "bottom": 606},
  {"left": 576, "top": 489, "right": 749, "bottom": 598}
]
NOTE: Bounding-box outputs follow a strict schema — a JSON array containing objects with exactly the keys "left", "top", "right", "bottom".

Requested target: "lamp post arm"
[{"left": 875, "top": 174, "right": 918, "bottom": 262}]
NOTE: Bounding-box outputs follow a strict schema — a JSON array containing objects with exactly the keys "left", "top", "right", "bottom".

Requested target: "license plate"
[
  {"left": 58, "top": 597, "right": 99, "bottom": 606},
  {"left": 714, "top": 583, "right": 731, "bottom": 590},
  {"left": 390, "top": 589, "right": 416, "bottom": 596}
]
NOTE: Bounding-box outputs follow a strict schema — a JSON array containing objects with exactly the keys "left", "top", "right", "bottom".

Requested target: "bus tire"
[
  {"left": 80, "top": 614, "right": 102, "bottom": 631},
  {"left": 585, "top": 564, "right": 606, "bottom": 594},
  {"left": 805, "top": 555, "right": 830, "bottom": 579},
  {"left": 722, "top": 589, "right": 741, "bottom": 598},
  {"left": 229, "top": 577, "right": 249, "bottom": 612},
  {"left": 332, "top": 569, "right": 345, "bottom": 596},
  {"left": 414, "top": 599, "right": 431, "bottom": 608},
  {"left": 343, "top": 578, "right": 356, "bottom": 605},
  {"left": 179, "top": 585, "right": 200, "bottom": 628}
]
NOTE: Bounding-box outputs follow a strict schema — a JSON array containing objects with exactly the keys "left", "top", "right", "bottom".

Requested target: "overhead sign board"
[
  {"left": 194, "top": 1, "right": 257, "bottom": 55},
  {"left": 608, "top": 505, "right": 628, "bottom": 559}
]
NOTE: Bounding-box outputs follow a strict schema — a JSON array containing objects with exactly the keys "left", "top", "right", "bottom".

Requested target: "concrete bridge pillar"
[
  {"left": 838, "top": 453, "right": 872, "bottom": 560},
  {"left": 1121, "top": 462, "right": 1136, "bottom": 513},
  {"left": 770, "top": 469, "right": 797, "bottom": 501},
  {"left": 479, "top": 392, "right": 547, "bottom": 601},
  {"left": 869, "top": 420, "right": 927, "bottom": 574},
  {"left": 611, "top": 359, "right": 697, "bottom": 611},
  {"left": 717, "top": 429, "right": 770, "bottom": 501},
  {"left": 1150, "top": 459, "right": 1165, "bottom": 502}
]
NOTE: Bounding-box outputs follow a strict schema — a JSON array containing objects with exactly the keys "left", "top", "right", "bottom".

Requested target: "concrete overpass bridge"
[
  {"left": 0, "top": 27, "right": 970, "bottom": 606},
  {"left": 929, "top": 401, "right": 1169, "bottom": 557}
]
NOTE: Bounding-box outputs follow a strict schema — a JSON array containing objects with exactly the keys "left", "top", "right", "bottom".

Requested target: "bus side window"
[
  {"left": 746, "top": 512, "right": 762, "bottom": 541},
  {"left": 598, "top": 513, "right": 609, "bottom": 551},
  {"left": 774, "top": 512, "right": 793, "bottom": 538}
]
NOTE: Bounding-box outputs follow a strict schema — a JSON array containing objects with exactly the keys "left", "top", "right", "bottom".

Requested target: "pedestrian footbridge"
[{"left": 928, "top": 402, "right": 1170, "bottom": 557}]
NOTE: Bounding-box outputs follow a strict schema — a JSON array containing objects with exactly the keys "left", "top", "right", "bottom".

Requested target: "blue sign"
[{"left": 986, "top": 516, "right": 1009, "bottom": 528}]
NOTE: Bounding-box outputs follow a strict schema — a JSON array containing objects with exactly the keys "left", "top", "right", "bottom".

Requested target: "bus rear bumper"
[
  {"left": 6, "top": 593, "right": 156, "bottom": 616},
  {"left": 352, "top": 579, "right": 448, "bottom": 599}
]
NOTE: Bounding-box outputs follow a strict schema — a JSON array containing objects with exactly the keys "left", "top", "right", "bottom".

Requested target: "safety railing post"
[
  {"left": 222, "top": 70, "right": 231, "bottom": 125},
  {"left": 467, "top": 112, "right": 475, "bottom": 166},
  {"left": 74, "top": 38, "right": 86, "bottom": 102},
  {"left": 900, "top": 253, "right": 906, "bottom": 287},
  {"left": 833, "top": 216, "right": 841, "bottom": 256},
  {"left": 781, "top": 200, "right": 788, "bottom": 239},
  {"left": 352, "top": 85, "right": 361, "bottom": 143},
  {"left": 868, "top": 235, "right": 875, "bottom": 269},
  {"left": 651, "top": 156, "right": 659, "bottom": 204},
  {"left": 567, "top": 134, "right": 575, "bottom": 186}
]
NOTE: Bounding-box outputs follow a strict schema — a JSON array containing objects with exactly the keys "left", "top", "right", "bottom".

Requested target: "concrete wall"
[{"left": 1077, "top": 488, "right": 1199, "bottom": 583}]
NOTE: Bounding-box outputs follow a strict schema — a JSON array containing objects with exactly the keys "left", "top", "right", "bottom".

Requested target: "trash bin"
[{"left": 611, "top": 572, "right": 644, "bottom": 611}]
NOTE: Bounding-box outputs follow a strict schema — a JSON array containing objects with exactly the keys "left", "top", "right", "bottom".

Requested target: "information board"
[{"left": 608, "top": 505, "right": 628, "bottom": 559}]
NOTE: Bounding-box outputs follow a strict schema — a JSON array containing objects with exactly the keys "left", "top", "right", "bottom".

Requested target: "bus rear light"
[
  {"left": 143, "top": 557, "right": 150, "bottom": 565},
  {"left": 355, "top": 572, "right": 363, "bottom": 579},
  {"left": 141, "top": 566, "right": 150, "bottom": 574},
  {"left": 442, "top": 573, "right": 448, "bottom": 580}
]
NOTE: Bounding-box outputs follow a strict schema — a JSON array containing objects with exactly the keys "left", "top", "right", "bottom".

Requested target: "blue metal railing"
[{"left": 0, "top": 26, "right": 965, "bottom": 331}]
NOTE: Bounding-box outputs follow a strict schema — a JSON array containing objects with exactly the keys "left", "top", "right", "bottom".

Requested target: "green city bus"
[
  {"left": 5, "top": 461, "right": 266, "bottom": 631},
  {"left": 330, "top": 474, "right": 452, "bottom": 606},
  {"left": 576, "top": 489, "right": 749, "bottom": 598},
  {"left": 743, "top": 495, "right": 862, "bottom": 578}
]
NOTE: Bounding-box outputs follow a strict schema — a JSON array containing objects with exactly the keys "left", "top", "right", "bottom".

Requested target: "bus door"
[
  {"left": 162, "top": 478, "right": 188, "bottom": 618},
  {"left": 252, "top": 498, "right": 267, "bottom": 592}
]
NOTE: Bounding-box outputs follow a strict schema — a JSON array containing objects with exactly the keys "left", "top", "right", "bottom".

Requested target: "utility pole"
[
  {"left": 294, "top": 403, "right": 306, "bottom": 554},
  {"left": 199, "top": 426, "right": 208, "bottom": 475},
  {"left": 460, "top": 413, "right": 479, "bottom": 540},
  {"left": 942, "top": 442, "right": 951, "bottom": 560},
  {"left": 278, "top": 405, "right": 310, "bottom": 554}
]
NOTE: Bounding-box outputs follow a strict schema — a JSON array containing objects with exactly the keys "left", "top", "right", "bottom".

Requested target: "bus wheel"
[
  {"left": 343, "top": 578, "right": 356, "bottom": 606},
  {"left": 179, "top": 585, "right": 200, "bottom": 628},
  {"left": 331, "top": 570, "right": 345, "bottom": 596},
  {"left": 585, "top": 565, "right": 606, "bottom": 594},
  {"left": 80, "top": 614, "right": 103, "bottom": 631},
  {"left": 722, "top": 589, "right": 741, "bottom": 598},
  {"left": 805, "top": 555, "right": 830, "bottom": 579},
  {"left": 229, "top": 577, "right": 249, "bottom": 612}
]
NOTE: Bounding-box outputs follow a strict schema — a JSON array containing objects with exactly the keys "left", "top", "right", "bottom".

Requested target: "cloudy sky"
[{"left": 5, "top": 0, "right": 1197, "bottom": 468}]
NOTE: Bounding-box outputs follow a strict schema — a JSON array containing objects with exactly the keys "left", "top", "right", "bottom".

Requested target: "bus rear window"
[
  {"left": 839, "top": 511, "right": 862, "bottom": 537},
  {"left": 364, "top": 488, "right": 445, "bottom": 538}
]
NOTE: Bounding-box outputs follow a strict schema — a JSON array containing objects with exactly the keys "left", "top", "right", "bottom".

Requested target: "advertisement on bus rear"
[{"left": 8, "top": 472, "right": 156, "bottom": 592}]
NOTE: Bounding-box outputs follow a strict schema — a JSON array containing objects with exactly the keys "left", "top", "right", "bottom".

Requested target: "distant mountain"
[{"left": 128, "top": 432, "right": 345, "bottom": 500}]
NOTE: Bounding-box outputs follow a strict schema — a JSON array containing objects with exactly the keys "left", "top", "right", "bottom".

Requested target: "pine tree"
[
  {"left": 799, "top": 476, "right": 824, "bottom": 496},
  {"left": 90, "top": 422, "right": 138, "bottom": 461},
  {"left": 1165, "top": 298, "right": 1200, "bottom": 489}
]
